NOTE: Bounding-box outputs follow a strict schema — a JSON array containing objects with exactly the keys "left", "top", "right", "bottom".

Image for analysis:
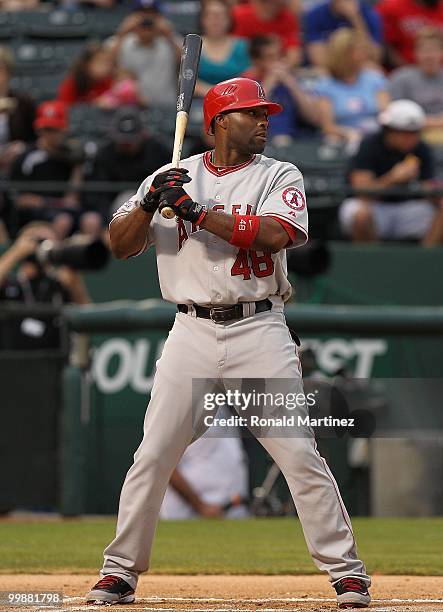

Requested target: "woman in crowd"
[
  {"left": 316, "top": 28, "right": 389, "bottom": 145},
  {"left": 57, "top": 42, "right": 114, "bottom": 107},
  {"left": 195, "top": 0, "right": 250, "bottom": 97}
]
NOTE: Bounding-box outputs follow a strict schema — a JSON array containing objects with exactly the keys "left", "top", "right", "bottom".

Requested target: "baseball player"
[{"left": 86, "top": 78, "right": 371, "bottom": 609}]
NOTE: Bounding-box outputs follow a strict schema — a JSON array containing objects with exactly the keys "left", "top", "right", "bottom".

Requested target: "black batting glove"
[
  {"left": 158, "top": 186, "right": 208, "bottom": 225},
  {"left": 140, "top": 168, "right": 191, "bottom": 214}
]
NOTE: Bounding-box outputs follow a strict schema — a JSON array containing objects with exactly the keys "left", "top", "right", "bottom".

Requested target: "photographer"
[
  {"left": 0, "top": 222, "right": 90, "bottom": 350},
  {"left": 110, "top": 1, "right": 181, "bottom": 107}
]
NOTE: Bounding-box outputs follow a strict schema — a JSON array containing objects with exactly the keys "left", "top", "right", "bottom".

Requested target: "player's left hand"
[{"left": 158, "top": 186, "right": 207, "bottom": 225}]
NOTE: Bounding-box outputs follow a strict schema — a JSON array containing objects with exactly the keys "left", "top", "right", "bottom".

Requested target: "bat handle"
[{"left": 161, "top": 111, "right": 188, "bottom": 219}]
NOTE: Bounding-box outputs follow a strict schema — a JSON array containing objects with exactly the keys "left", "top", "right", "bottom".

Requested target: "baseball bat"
[{"left": 161, "top": 34, "right": 203, "bottom": 219}]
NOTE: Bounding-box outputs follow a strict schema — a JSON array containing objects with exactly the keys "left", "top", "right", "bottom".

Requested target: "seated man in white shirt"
[{"left": 160, "top": 406, "right": 249, "bottom": 519}]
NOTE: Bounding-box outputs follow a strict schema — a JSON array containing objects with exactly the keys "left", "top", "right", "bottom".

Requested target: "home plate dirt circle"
[{"left": 1, "top": 575, "right": 443, "bottom": 612}]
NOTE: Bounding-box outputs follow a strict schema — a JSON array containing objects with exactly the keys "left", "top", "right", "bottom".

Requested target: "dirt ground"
[{"left": 0, "top": 575, "right": 442, "bottom": 612}]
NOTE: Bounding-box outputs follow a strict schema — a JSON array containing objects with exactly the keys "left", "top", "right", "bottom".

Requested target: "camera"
[{"left": 36, "top": 236, "right": 109, "bottom": 271}]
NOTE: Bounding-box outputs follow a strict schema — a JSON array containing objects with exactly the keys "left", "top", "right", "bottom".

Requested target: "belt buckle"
[{"left": 209, "top": 306, "right": 226, "bottom": 323}]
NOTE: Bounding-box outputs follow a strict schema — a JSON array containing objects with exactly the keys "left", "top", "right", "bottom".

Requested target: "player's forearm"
[
  {"left": 200, "top": 212, "right": 288, "bottom": 253},
  {"left": 109, "top": 207, "right": 152, "bottom": 259}
]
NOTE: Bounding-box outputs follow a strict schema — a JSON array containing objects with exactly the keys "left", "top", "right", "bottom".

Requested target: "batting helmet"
[{"left": 203, "top": 78, "right": 283, "bottom": 134}]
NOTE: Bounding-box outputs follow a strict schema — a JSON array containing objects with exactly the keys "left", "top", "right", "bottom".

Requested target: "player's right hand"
[{"left": 140, "top": 168, "right": 191, "bottom": 214}]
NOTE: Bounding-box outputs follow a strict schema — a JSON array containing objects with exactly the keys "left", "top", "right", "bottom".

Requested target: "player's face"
[{"left": 223, "top": 107, "right": 270, "bottom": 154}]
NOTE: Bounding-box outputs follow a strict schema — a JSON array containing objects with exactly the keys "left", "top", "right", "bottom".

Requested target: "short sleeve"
[
  {"left": 348, "top": 136, "right": 378, "bottom": 174},
  {"left": 257, "top": 164, "right": 308, "bottom": 248}
]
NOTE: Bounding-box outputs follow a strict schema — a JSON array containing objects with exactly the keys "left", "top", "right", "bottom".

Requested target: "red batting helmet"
[{"left": 203, "top": 77, "right": 283, "bottom": 134}]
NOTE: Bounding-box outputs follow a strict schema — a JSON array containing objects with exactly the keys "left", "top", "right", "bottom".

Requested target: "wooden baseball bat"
[{"left": 161, "top": 34, "right": 203, "bottom": 219}]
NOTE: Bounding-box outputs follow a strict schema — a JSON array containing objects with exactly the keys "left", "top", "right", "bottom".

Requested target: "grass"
[{"left": 0, "top": 517, "right": 442, "bottom": 575}]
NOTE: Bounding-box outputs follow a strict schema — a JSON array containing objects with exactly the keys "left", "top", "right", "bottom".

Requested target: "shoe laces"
[
  {"left": 336, "top": 577, "right": 367, "bottom": 594},
  {"left": 95, "top": 575, "right": 122, "bottom": 589}
]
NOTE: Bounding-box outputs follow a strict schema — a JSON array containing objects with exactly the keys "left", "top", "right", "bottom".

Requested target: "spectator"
[
  {"left": 242, "top": 35, "right": 319, "bottom": 146},
  {"left": 0, "top": 0, "right": 39, "bottom": 9},
  {"left": 316, "top": 28, "right": 389, "bottom": 146},
  {"left": 84, "top": 106, "right": 170, "bottom": 221},
  {"left": 110, "top": 1, "right": 181, "bottom": 107},
  {"left": 57, "top": 43, "right": 114, "bottom": 108},
  {"left": 376, "top": 0, "right": 443, "bottom": 67},
  {"left": 232, "top": 0, "right": 302, "bottom": 67},
  {"left": 389, "top": 28, "right": 443, "bottom": 144},
  {"left": 0, "top": 222, "right": 90, "bottom": 350},
  {"left": 96, "top": 68, "right": 143, "bottom": 110},
  {"left": 195, "top": 0, "right": 250, "bottom": 97},
  {"left": 304, "top": 0, "right": 382, "bottom": 69},
  {"left": 9, "top": 101, "right": 99, "bottom": 239},
  {"left": 160, "top": 407, "right": 249, "bottom": 520},
  {"left": 0, "top": 46, "right": 36, "bottom": 176},
  {"left": 340, "top": 99, "right": 443, "bottom": 245}
]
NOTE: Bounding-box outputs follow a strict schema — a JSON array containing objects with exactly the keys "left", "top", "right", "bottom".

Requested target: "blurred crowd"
[{"left": 0, "top": 0, "right": 442, "bottom": 245}]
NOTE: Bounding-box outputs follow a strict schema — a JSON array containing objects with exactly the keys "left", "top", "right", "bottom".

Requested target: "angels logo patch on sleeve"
[{"left": 282, "top": 187, "right": 306, "bottom": 212}]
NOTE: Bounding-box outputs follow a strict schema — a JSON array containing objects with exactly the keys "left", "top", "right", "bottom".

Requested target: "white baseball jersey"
[{"left": 111, "top": 151, "right": 308, "bottom": 306}]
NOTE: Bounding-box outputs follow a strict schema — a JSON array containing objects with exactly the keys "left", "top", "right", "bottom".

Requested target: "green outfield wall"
[{"left": 2, "top": 243, "right": 443, "bottom": 515}]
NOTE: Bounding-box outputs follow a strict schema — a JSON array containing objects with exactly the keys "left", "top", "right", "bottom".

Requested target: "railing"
[
  {"left": 3, "top": 180, "right": 443, "bottom": 210},
  {"left": 63, "top": 300, "right": 443, "bottom": 335}
]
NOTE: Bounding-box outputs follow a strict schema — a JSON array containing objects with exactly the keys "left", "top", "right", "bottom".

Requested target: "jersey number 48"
[{"left": 231, "top": 249, "right": 274, "bottom": 280}]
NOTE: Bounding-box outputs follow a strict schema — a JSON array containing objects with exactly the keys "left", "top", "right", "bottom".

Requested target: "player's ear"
[{"left": 214, "top": 113, "right": 227, "bottom": 131}]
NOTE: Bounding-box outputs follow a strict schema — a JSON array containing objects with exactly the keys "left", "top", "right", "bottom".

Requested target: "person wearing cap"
[
  {"left": 84, "top": 106, "right": 170, "bottom": 222},
  {"left": 108, "top": 0, "right": 181, "bottom": 107},
  {"left": 9, "top": 101, "right": 100, "bottom": 239},
  {"left": 340, "top": 99, "right": 443, "bottom": 245}
]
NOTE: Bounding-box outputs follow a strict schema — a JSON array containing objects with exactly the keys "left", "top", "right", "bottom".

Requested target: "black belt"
[{"left": 177, "top": 298, "right": 272, "bottom": 323}]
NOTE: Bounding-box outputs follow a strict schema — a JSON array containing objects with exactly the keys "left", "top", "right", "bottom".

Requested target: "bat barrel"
[{"left": 160, "top": 34, "right": 202, "bottom": 220}]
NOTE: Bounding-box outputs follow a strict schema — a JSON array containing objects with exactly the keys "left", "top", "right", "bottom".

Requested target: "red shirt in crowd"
[
  {"left": 232, "top": 3, "right": 300, "bottom": 50},
  {"left": 57, "top": 76, "right": 114, "bottom": 106},
  {"left": 376, "top": 0, "right": 443, "bottom": 64}
]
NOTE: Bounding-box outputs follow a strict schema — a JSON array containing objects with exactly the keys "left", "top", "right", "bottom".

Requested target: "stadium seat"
[
  {"left": 68, "top": 104, "right": 113, "bottom": 148},
  {"left": 10, "top": 71, "right": 66, "bottom": 103},
  {"left": 0, "top": 12, "right": 19, "bottom": 39},
  {"left": 18, "top": 10, "right": 92, "bottom": 39},
  {"left": 89, "top": 7, "right": 131, "bottom": 38},
  {"left": 12, "top": 40, "right": 85, "bottom": 75},
  {"left": 161, "top": 0, "right": 199, "bottom": 35},
  {"left": 265, "top": 140, "right": 349, "bottom": 174}
]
